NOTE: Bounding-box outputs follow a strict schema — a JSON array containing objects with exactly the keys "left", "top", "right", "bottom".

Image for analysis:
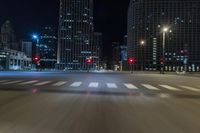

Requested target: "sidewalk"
[{"left": 114, "top": 70, "right": 200, "bottom": 77}]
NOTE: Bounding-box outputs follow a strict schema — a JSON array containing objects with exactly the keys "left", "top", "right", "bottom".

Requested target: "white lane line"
[
  {"left": 159, "top": 85, "right": 182, "bottom": 91},
  {"left": 142, "top": 84, "right": 160, "bottom": 90},
  {"left": 107, "top": 83, "right": 117, "bottom": 89},
  {"left": 124, "top": 83, "right": 138, "bottom": 90},
  {"left": 18, "top": 80, "right": 38, "bottom": 85},
  {"left": 52, "top": 81, "right": 67, "bottom": 86},
  {"left": 2, "top": 80, "right": 24, "bottom": 85},
  {"left": 70, "top": 82, "right": 82, "bottom": 87},
  {"left": 89, "top": 82, "right": 99, "bottom": 88},
  {"left": 0, "top": 80, "right": 9, "bottom": 83},
  {"left": 179, "top": 85, "right": 200, "bottom": 92},
  {"left": 34, "top": 81, "right": 51, "bottom": 86}
]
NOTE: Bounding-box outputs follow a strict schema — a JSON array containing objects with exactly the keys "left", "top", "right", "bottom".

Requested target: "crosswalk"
[{"left": 0, "top": 79, "right": 200, "bottom": 93}]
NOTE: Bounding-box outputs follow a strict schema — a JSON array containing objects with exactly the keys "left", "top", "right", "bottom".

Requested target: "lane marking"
[
  {"left": 179, "top": 85, "right": 200, "bottom": 92},
  {"left": 34, "top": 81, "right": 51, "bottom": 86},
  {"left": 70, "top": 82, "right": 82, "bottom": 87},
  {"left": 19, "top": 80, "right": 38, "bottom": 85},
  {"left": 89, "top": 82, "right": 99, "bottom": 88},
  {"left": 52, "top": 81, "right": 67, "bottom": 86},
  {"left": 159, "top": 85, "right": 182, "bottom": 91},
  {"left": 2, "top": 80, "right": 24, "bottom": 85},
  {"left": 124, "top": 83, "right": 138, "bottom": 89},
  {"left": 0, "top": 80, "right": 9, "bottom": 83},
  {"left": 142, "top": 84, "right": 160, "bottom": 90},
  {"left": 107, "top": 83, "right": 117, "bottom": 88}
]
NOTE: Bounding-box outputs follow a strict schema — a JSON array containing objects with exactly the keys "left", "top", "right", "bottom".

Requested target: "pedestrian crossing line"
[
  {"left": 18, "top": 80, "right": 38, "bottom": 85},
  {"left": 107, "top": 83, "right": 117, "bottom": 89},
  {"left": 159, "top": 85, "right": 182, "bottom": 91},
  {"left": 142, "top": 84, "right": 160, "bottom": 90},
  {"left": 34, "top": 81, "right": 51, "bottom": 86},
  {"left": 88, "top": 82, "right": 99, "bottom": 88},
  {"left": 0, "top": 80, "right": 9, "bottom": 83},
  {"left": 179, "top": 85, "right": 200, "bottom": 92},
  {"left": 70, "top": 82, "right": 82, "bottom": 87},
  {"left": 2, "top": 80, "right": 24, "bottom": 85},
  {"left": 124, "top": 83, "right": 138, "bottom": 90},
  {"left": 52, "top": 81, "right": 67, "bottom": 87}
]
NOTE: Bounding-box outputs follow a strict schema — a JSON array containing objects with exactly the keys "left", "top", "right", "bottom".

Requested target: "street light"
[
  {"left": 140, "top": 40, "right": 145, "bottom": 71},
  {"left": 32, "top": 34, "right": 40, "bottom": 70},
  {"left": 161, "top": 27, "right": 169, "bottom": 74}
]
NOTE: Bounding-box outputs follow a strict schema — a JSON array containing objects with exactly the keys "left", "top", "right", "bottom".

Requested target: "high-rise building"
[
  {"left": 0, "top": 20, "right": 19, "bottom": 50},
  {"left": 128, "top": 0, "right": 200, "bottom": 72},
  {"left": 93, "top": 32, "right": 102, "bottom": 69},
  {"left": 21, "top": 40, "right": 33, "bottom": 58},
  {"left": 39, "top": 26, "right": 57, "bottom": 69},
  {"left": 57, "top": 0, "right": 95, "bottom": 70}
]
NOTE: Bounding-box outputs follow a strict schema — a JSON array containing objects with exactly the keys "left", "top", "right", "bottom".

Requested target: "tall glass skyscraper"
[
  {"left": 57, "top": 0, "right": 95, "bottom": 70},
  {"left": 39, "top": 26, "right": 57, "bottom": 69},
  {"left": 128, "top": 0, "right": 200, "bottom": 72}
]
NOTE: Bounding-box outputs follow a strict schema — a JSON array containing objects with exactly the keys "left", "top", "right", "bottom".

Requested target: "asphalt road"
[{"left": 0, "top": 71, "right": 200, "bottom": 133}]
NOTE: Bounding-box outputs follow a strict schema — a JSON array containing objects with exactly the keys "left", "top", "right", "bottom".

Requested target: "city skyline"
[{"left": 0, "top": 0, "right": 130, "bottom": 59}]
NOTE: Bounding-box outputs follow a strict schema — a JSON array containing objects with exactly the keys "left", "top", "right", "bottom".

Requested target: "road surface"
[{"left": 0, "top": 71, "right": 200, "bottom": 133}]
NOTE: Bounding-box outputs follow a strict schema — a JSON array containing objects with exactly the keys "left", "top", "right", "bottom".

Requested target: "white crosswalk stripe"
[
  {"left": 179, "top": 85, "right": 200, "bottom": 92},
  {"left": 2, "top": 80, "right": 24, "bottom": 85},
  {"left": 18, "top": 80, "right": 38, "bottom": 85},
  {"left": 107, "top": 83, "right": 117, "bottom": 88},
  {"left": 70, "top": 82, "right": 82, "bottom": 87},
  {"left": 34, "top": 81, "right": 51, "bottom": 86},
  {"left": 142, "top": 84, "right": 160, "bottom": 90},
  {"left": 124, "top": 83, "right": 138, "bottom": 89},
  {"left": 52, "top": 81, "right": 67, "bottom": 86},
  {"left": 0, "top": 80, "right": 10, "bottom": 83},
  {"left": 159, "top": 85, "right": 182, "bottom": 91},
  {"left": 89, "top": 82, "right": 99, "bottom": 88}
]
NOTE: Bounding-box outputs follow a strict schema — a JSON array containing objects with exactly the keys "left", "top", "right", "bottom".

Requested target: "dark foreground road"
[{"left": 0, "top": 71, "right": 200, "bottom": 133}]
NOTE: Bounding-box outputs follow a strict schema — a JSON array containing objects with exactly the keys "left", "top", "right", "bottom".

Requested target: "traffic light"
[
  {"left": 33, "top": 55, "right": 40, "bottom": 64},
  {"left": 128, "top": 57, "right": 136, "bottom": 64},
  {"left": 86, "top": 59, "right": 92, "bottom": 64},
  {"left": 160, "top": 58, "right": 164, "bottom": 65}
]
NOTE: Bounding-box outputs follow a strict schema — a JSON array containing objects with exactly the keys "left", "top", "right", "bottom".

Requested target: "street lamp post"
[
  {"left": 32, "top": 34, "right": 40, "bottom": 55},
  {"left": 162, "top": 27, "right": 169, "bottom": 74},
  {"left": 140, "top": 40, "right": 145, "bottom": 71},
  {"left": 32, "top": 34, "right": 40, "bottom": 70}
]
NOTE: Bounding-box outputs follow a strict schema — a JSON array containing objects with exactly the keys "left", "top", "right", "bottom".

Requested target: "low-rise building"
[{"left": 0, "top": 48, "right": 32, "bottom": 70}]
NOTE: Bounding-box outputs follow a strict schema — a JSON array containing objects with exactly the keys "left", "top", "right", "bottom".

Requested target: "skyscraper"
[
  {"left": 0, "top": 20, "right": 19, "bottom": 50},
  {"left": 93, "top": 32, "right": 102, "bottom": 69},
  {"left": 57, "top": 0, "right": 94, "bottom": 70},
  {"left": 21, "top": 40, "right": 33, "bottom": 58},
  {"left": 39, "top": 26, "right": 57, "bottom": 69},
  {"left": 127, "top": 0, "right": 200, "bottom": 72}
]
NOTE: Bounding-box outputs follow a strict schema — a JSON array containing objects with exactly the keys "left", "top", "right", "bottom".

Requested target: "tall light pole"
[
  {"left": 32, "top": 34, "right": 40, "bottom": 70},
  {"left": 32, "top": 34, "right": 40, "bottom": 55},
  {"left": 162, "top": 27, "right": 169, "bottom": 74},
  {"left": 140, "top": 40, "right": 145, "bottom": 71}
]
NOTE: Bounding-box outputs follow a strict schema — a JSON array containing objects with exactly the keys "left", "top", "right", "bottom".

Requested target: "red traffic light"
[
  {"left": 33, "top": 55, "right": 40, "bottom": 63},
  {"left": 160, "top": 58, "right": 165, "bottom": 65},
  {"left": 86, "top": 59, "right": 92, "bottom": 64},
  {"left": 128, "top": 57, "right": 136, "bottom": 64}
]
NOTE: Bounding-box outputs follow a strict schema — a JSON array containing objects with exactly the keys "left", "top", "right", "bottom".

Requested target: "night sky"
[{"left": 0, "top": 0, "right": 130, "bottom": 59}]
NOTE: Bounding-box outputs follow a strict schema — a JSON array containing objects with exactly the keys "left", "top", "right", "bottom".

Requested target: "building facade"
[
  {"left": 21, "top": 40, "right": 33, "bottom": 58},
  {"left": 39, "top": 26, "right": 57, "bottom": 69},
  {"left": 93, "top": 32, "right": 102, "bottom": 69},
  {"left": 57, "top": 0, "right": 95, "bottom": 70},
  {"left": 0, "top": 48, "right": 32, "bottom": 70},
  {"left": 127, "top": 0, "right": 200, "bottom": 72},
  {"left": 0, "top": 20, "right": 19, "bottom": 51}
]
